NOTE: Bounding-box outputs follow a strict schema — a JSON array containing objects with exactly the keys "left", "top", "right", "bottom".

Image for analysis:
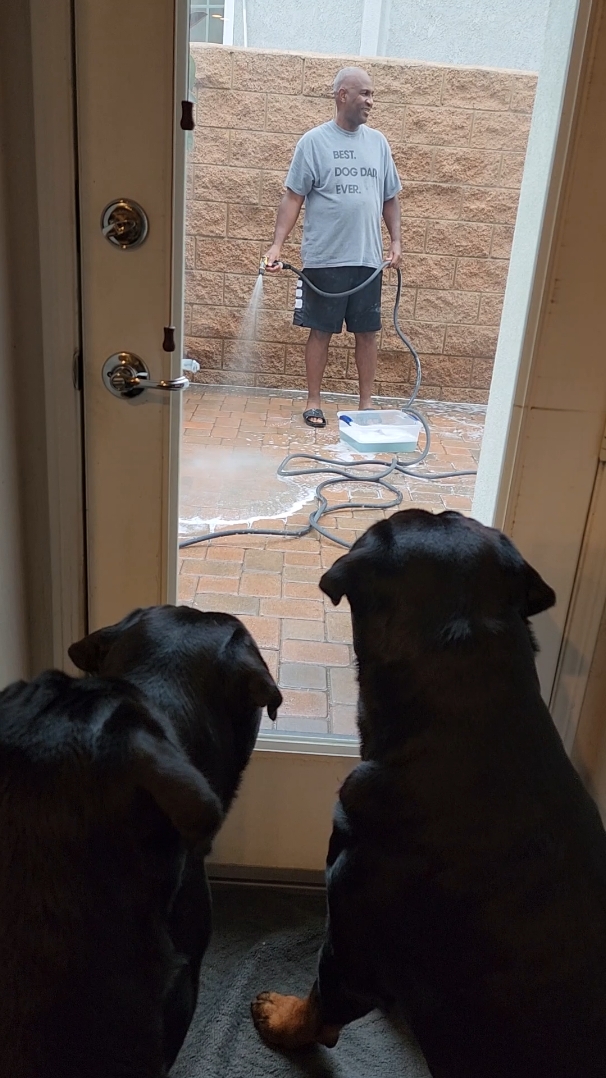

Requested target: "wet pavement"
[{"left": 179, "top": 386, "right": 484, "bottom": 737}]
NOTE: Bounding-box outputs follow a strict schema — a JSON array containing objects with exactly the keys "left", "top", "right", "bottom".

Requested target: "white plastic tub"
[{"left": 338, "top": 410, "right": 422, "bottom": 454}]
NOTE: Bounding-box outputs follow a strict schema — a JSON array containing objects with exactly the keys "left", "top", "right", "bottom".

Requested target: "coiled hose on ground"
[{"left": 180, "top": 262, "right": 477, "bottom": 551}]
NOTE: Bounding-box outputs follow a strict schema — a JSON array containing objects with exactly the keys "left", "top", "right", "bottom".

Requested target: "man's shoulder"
[
  {"left": 298, "top": 121, "right": 333, "bottom": 145},
  {"left": 363, "top": 125, "right": 391, "bottom": 148}
]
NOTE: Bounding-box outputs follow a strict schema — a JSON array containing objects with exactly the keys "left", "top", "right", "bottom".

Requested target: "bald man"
[{"left": 265, "top": 67, "right": 402, "bottom": 428}]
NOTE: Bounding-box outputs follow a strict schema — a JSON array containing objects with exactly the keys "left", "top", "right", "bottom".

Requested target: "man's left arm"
[{"left": 382, "top": 196, "right": 401, "bottom": 269}]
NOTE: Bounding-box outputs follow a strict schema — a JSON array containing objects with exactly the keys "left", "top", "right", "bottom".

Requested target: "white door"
[{"left": 74, "top": 0, "right": 605, "bottom": 876}]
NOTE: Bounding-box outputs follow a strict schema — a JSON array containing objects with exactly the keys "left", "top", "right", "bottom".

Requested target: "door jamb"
[{"left": 29, "top": 0, "right": 86, "bottom": 668}]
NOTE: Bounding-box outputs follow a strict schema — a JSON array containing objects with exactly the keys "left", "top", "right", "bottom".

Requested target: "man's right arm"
[{"left": 264, "top": 189, "right": 305, "bottom": 272}]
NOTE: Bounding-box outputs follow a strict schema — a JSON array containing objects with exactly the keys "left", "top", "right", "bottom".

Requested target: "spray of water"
[{"left": 237, "top": 276, "right": 264, "bottom": 364}]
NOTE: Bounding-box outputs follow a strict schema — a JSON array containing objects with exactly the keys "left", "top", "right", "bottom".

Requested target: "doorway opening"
[{"left": 178, "top": 5, "right": 549, "bottom": 737}]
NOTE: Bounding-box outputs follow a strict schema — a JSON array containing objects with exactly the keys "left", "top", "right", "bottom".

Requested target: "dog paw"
[
  {"left": 251, "top": 991, "right": 341, "bottom": 1049},
  {"left": 251, "top": 991, "right": 320, "bottom": 1049}
]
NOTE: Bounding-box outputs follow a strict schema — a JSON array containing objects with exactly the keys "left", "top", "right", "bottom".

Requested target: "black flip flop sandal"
[{"left": 302, "top": 408, "right": 327, "bottom": 429}]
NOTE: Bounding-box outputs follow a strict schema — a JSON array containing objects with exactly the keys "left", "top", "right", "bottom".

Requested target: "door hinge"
[
  {"left": 180, "top": 101, "right": 195, "bottom": 131},
  {"left": 73, "top": 350, "right": 83, "bottom": 391},
  {"left": 600, "top": 418, "right": 606, "bottom": 463},
  {"left": 163, "top": 325, "right": 176, "bottom": 352}
]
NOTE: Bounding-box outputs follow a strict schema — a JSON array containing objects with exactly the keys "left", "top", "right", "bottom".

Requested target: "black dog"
[
  {"left": 252, "top": 510, "right": 606, "bottom": 1077},
  {"left": 0, "top": 604, "right": 281, "bottom": 1078}
]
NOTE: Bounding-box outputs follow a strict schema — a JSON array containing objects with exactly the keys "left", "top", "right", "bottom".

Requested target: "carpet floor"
[{"left": 171, "top": 883, "right": 430, "bottom": 1078}]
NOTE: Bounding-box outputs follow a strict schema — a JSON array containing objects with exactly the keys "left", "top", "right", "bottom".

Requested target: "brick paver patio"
[{"left": 179, "top": 385, "right": 484, "bottom": 737}]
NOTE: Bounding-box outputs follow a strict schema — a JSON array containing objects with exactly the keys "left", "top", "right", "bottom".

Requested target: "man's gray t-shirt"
[{"left": 285, "top": 119, "right": 402, "bottom": 269}]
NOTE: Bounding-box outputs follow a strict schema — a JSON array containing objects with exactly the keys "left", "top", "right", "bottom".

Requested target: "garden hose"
[{"left": 179, "top": 262, "right": 476, "bottom": 552}]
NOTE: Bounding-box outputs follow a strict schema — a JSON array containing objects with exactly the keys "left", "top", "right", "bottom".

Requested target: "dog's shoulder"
[{"left": 337, "top": 758, "right": 412, "bottom": 838}]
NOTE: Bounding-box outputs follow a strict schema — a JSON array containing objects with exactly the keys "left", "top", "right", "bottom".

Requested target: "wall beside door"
[
  {"left": 574, "top": 601, "right": 606, "bottom": 822},
  {"left": 0, "top": 83, "right": 27, "bottom": 684},
  {"left": 0, "top": 0, "right": 58, "bottom": 680}
]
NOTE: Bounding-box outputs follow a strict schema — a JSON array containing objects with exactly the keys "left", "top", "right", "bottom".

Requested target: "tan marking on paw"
[{"left": 251, "top": 990, "right": 340, "bottom": 1049}]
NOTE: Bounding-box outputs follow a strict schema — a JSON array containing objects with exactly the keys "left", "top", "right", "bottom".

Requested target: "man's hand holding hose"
[
  {"left": 386, "top": 240, "right": 402, "bottom": 270},
  {"left": 263, "top": 246, "right": 283, "bottom": 273}
]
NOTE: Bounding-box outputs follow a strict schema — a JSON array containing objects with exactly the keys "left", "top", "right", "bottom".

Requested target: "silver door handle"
[{"left": 102, "top": 352, "right": 189, "bottom": 399}]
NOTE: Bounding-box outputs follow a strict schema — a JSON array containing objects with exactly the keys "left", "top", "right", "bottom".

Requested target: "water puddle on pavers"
[
  {"left": 179, "top": 440, "right": 442, "bottom": 538},
  {"left": 179, "top": 444, "right": 319, "bottom": 536},
  {"left": 178, "top": 402, "right": 486, "bottom": 537}
]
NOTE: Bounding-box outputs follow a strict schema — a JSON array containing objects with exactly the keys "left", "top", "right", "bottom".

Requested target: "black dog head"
[
  {"left": 320, "top": 509, "right": 555, "bottom": 657},
  {"left": 0, "top": 669, "right": 223, "bottom": 850},
  {"left": 68, "top": 606, "right": 282, "bottom": 809},
  {"left": 0, "top": 611, "right": 282, "bottom": 1073}
]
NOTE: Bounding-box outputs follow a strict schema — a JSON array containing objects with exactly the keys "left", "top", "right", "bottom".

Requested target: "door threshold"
[{"left": 207, "top": 863, "right": 325, "bottom": 890}]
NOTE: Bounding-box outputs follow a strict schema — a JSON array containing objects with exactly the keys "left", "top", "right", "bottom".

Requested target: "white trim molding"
[
  {"left": 360, "top": 0, "right": 383, "bottom": 56},
  {"left": 473, "top": 0, "right": 605, "bottom": 710},
  {"left": 223, "top": 0, "right": 235, "bottom": 45},
  {"left": 551, "top": 456, "right": 606, "bottom": 752},
  {"left": 209, "top": 749, "right": 358, "bottom": 872}
]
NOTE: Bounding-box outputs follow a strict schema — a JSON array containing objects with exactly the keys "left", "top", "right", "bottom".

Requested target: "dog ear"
[
  {"left": 319, "top": 553, "right": 352, "bottom": 606},
  {"left": 495, "top": 533, "right": 556, "bottom": 619},
  {"left": 522, "top": 561, "right": 556, "bottom": 618},
  {"left": 69, "top": 609, "right": 145, "bottom": 674},
  {"left": 227, "top": 628, "right": 282, "bottom": 721},
  {"left": 107, "top": 700, "right": 223, "bottom": 846},
  {"left": 69, "top": 627, "right": 118, "bottom": 674},
  {"left": 130, "top": 725, "right": 223, "bottom": 846},
  {"left": 248, "top": 666, "right": 282, "bottom": 721}
]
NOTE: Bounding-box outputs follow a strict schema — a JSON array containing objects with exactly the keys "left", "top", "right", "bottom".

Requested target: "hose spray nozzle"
[{"left": 259, "top": 257, "right": 286, "bottom": 275}]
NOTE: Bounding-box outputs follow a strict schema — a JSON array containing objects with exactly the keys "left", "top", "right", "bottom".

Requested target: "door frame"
[
  {"left": 28, "top": 0, "right": 85, "bottom": 670},
  {"left": 472, "top": 0, "right": 606, "bottom": 749},
  {"left": 26, "top": 0, "right": 606, "bottom": 872}
]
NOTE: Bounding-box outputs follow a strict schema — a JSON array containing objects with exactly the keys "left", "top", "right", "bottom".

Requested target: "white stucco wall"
[
  {"left": 383, "top": 0, "right": 551, "bottom": 71},
  {"left": 233, "top": 0, "right": 364, "bottom": 56},
  {"left": 230, "top": 0, "right": 551, "bottom": 72}
]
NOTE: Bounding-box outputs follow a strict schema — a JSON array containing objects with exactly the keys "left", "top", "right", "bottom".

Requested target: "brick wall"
[{"left": 185, "top": 45, "right": 537, "bottom": 404}]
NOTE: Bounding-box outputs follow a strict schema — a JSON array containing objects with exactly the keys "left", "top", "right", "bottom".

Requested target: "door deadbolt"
[
  {"left": 102, "top": 353, "right": 188, "bottom": 399},
  {"left": 101, "top": 199, "right": 149, "bottom": 249}
]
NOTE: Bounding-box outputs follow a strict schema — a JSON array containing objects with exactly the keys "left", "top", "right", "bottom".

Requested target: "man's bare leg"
[
  {"left": 354, "top": 331, "right": 378, "bottom": 409},
  {"left": 304, "top": 329, "right": 332, "bottom": 417}
]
